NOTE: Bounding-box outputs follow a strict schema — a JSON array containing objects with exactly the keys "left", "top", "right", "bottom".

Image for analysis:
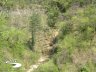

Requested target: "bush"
[
  {"left": 47, "top": 10, "right": 59, "bottom": 27},
  {"left": 59, "top": 22, "right": 73, "bottom": 39},
  {"left": 0, "top": 12, "right": 8, "bottom": 31},
  {"left": 52, "top": 4, "right": 96, "bottom": 72},
  {"left": 78, "top": 61, "right": 96, "bottom": 72},
  {"left": 46, "top": 3, "right": 59, "bottom": 27},
  {"left": 30, "top": 13, "right": 41, "bottom": 50}
]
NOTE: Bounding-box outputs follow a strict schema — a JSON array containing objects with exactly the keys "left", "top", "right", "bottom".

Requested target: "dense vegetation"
[{"left": 0, "top": 0, "right": 96, "bottom": 72}]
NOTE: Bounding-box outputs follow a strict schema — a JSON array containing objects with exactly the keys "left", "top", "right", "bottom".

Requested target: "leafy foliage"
[
  {"left": 53, "top": 4, "right": 96, "bottom": 72},
  {"left": 0, "top": 0, "right": 96, "bottom": 72},
  {"left": 30, "top": 13, "right": 41, "bottom": 50}
]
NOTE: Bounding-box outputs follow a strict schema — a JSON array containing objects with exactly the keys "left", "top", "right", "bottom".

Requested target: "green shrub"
[
  {"left": 59, "top": 22, "right": 73, "bottom": 39},
  {"left": 53, "top": 4, "right": 96, "bottom": 72},
  {"left": 30, "top": 13, "right": 41, "bottom": 50},
  {"left": 47, "top": 10, "right": 59, "bottom": 27},
  {"left": 0, "top": 12, "right": 8, "bottom": 31},
  {"left": 46, "top": 4, "right": 59, "bottom": 27},
  {"left": 78, "top": 61, "right": 96, "bottom": 72},
  {"left": 61, "top": 63, "right": 77, "bottom": 72}
]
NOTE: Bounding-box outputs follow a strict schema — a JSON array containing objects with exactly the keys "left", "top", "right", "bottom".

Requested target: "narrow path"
[
  {"left": 1, "top": 5, "right": 58, "bottom": 72},
  {"left": 27, "top": 56, "right": 49, "bottom": 72},
  {"left": 6, "top": 6, "right": 59, "bottom": 72},
  {"left": 26, "top": 29, "right": 59, "bottom": 72}
]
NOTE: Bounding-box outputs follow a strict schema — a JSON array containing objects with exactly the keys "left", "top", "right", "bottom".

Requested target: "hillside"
[{"left": 0, "top": 0, "right": 96, "bottom": 72}]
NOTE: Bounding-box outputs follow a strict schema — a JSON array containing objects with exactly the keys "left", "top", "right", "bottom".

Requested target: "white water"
[{"left": 6, "top": 61, "right": 22, "bottom": 68}]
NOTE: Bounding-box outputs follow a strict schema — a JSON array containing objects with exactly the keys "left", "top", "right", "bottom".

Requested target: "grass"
[
  {"left": 34, "top": 60, "right": 59, "bottom": 72},
  {"left": 0, "top": 0, "right": 96, "bottom": 72},
  {"left": 0, "top": 9, "right": 42, "bottom": 72},
  {"left": 51, "top": 4, "right": 96, "bottom": 72}
]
